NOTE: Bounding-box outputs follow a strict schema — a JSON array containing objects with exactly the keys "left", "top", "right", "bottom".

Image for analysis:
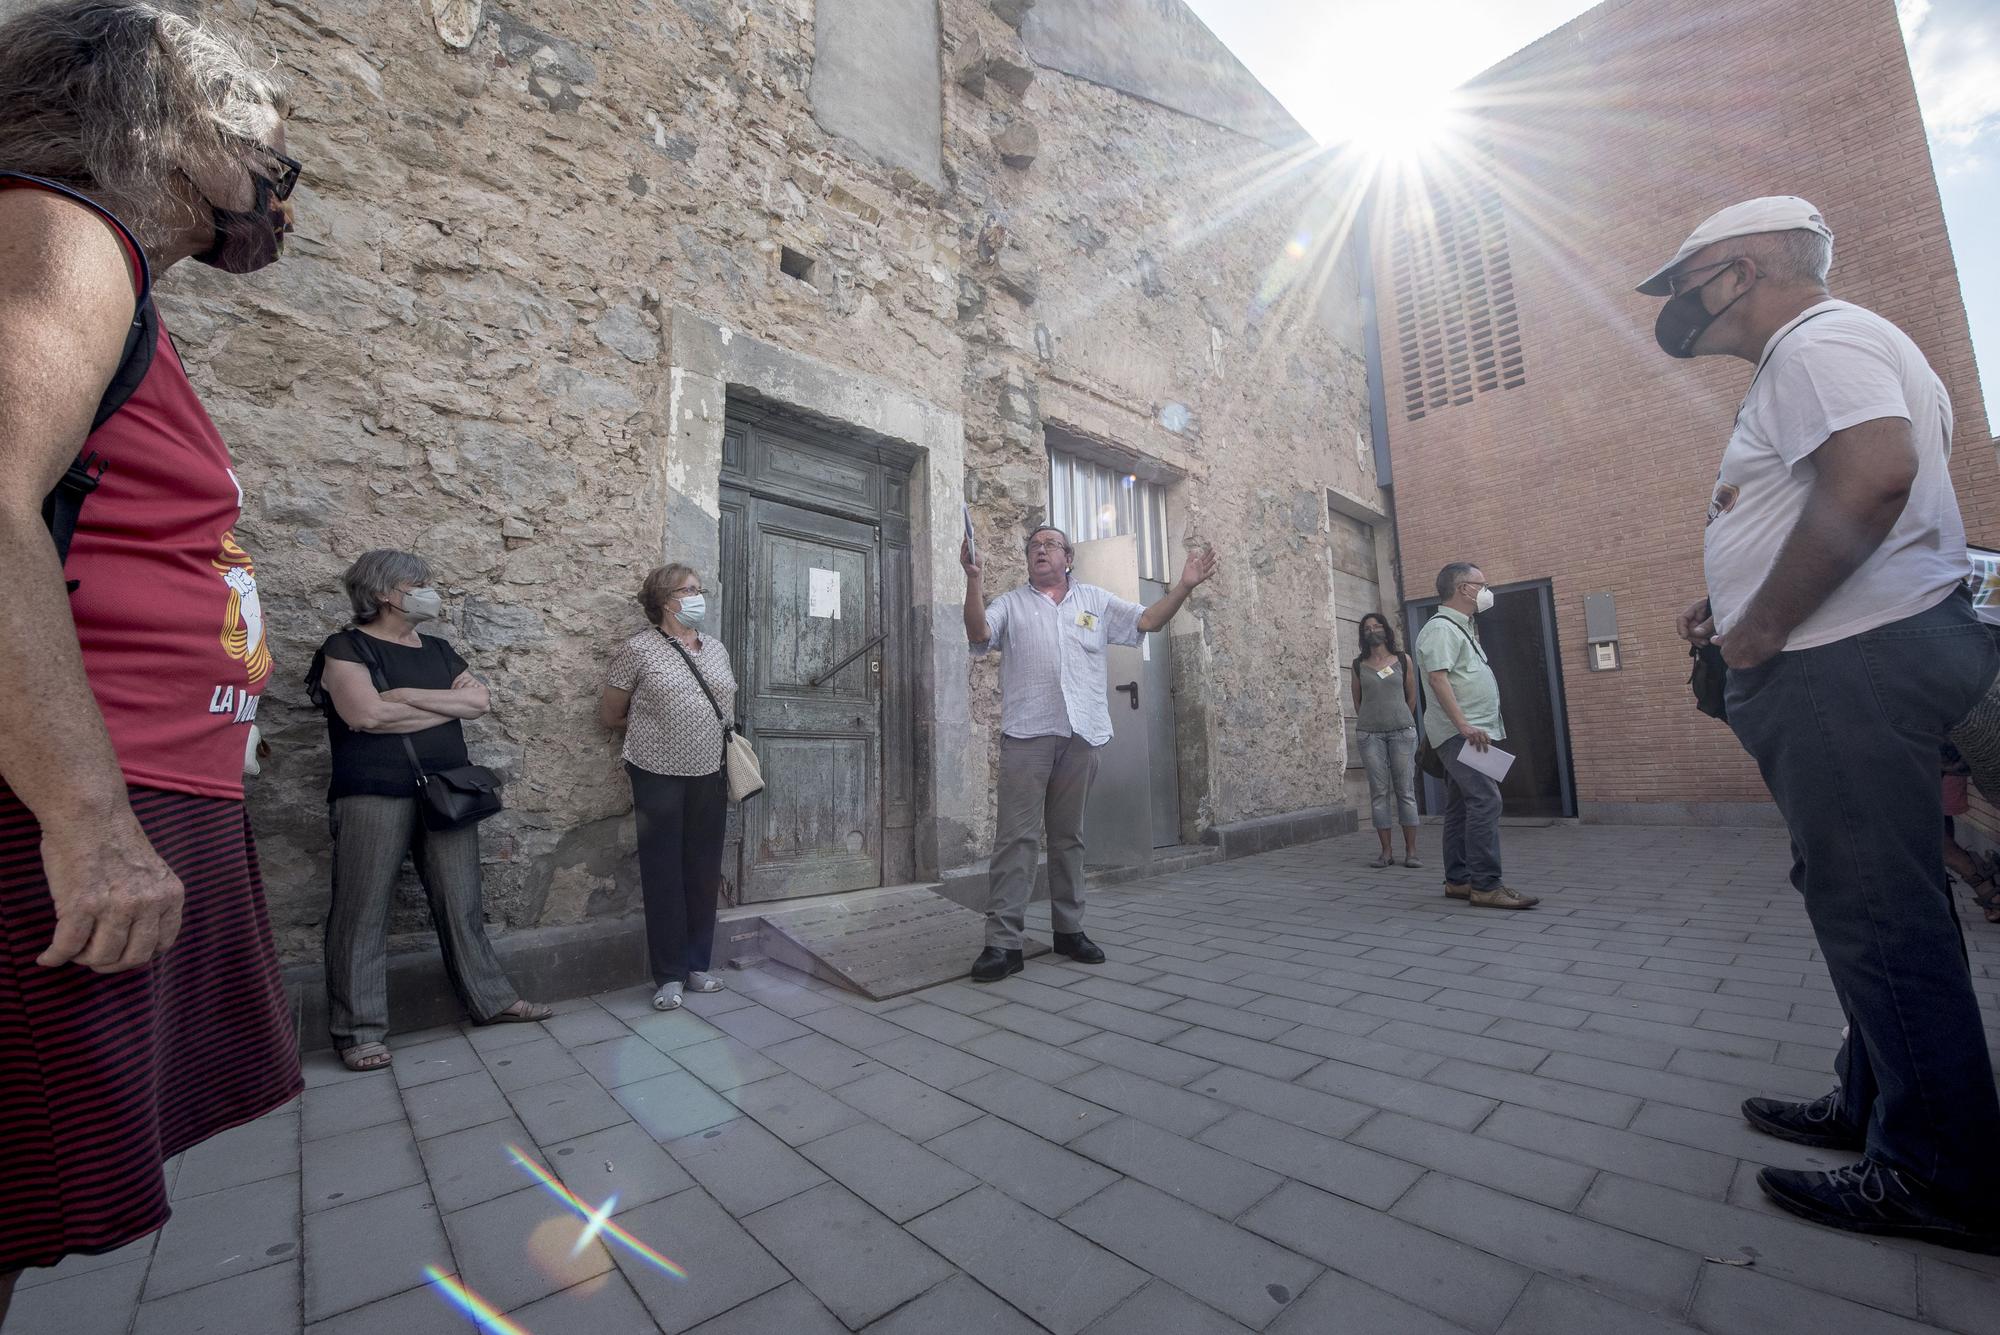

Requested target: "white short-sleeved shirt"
[
  {"left": 971, "top": 580, "right": 1143, "bottom": 747},
  {"left": 1704, "top": 299, "right": 1969, "bottom": 650},
  {"left": 607, "top": 629, "right": 737, "bottom": 776}
]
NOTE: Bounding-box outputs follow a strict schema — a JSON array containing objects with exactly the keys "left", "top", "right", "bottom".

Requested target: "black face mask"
[
  {"left": 196, "top": 174, "right": 285, "bottom": 273},
  {"left": 1364, "top": 631, "right": 1387, "bottom": 645},
  {"left": 1654, "top": 265, "right": 1752, "bottom": 359}
]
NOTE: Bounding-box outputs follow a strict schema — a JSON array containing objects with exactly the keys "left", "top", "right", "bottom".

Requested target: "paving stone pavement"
[{"left": 15, "top": 823, "right": 2000, "bottom": 1335}]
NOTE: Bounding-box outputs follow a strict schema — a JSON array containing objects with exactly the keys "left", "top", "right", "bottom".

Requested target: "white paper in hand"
[{"left": 1457, "top": 744, "right": 1515, "bottom": 783}]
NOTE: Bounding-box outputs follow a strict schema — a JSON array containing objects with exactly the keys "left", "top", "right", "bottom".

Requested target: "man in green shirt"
[{"left": 1415, "top": 563, "right": 1539, "bottom": 910}]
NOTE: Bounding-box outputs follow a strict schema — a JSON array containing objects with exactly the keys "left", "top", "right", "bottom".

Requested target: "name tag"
[
  {"left": 1376, "top": 665, "right": 1395, "bottom": 679},
  {"left": 1077, "top": 612, "right": 1098, "bottom": 630}
]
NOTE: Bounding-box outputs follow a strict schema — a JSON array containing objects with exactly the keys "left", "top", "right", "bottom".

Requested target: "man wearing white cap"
[{"left": 1651, "top": 197, "right": 2000, "bottom": 1251}]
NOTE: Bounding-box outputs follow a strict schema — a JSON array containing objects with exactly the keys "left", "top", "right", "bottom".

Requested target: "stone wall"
[{"left": 134, "top": 0, "right": 1376, "bottom": 962}]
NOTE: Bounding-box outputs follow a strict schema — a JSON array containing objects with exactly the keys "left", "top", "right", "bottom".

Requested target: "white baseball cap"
[{"left": 1635, "top": 196, "right": 1834, "bottom": 295}]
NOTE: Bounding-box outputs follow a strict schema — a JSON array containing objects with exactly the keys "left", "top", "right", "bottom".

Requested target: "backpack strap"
[{"left": 2, "top": 173, "right": 157, "bottom": 588}]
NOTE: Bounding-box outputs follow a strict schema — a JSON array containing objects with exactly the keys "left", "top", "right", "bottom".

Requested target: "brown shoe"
[
  {"left": 1470, "top": 885, "right": 1539, "bottom": 910},
  {"left": 1444, "top": 882, "right": 1471, "bottom": 900}
]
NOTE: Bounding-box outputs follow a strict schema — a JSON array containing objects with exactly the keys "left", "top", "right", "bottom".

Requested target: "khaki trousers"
[{"left": 986, "top": 733, "right": 1099, "bottom": 950}]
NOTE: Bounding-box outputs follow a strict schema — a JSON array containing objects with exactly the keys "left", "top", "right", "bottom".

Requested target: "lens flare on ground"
[
  {"left": 423, "top": 1265, "right": 534, "bottom": 1335},
  {"left": 506, "top": 1144, "right": 690, "bottom": 1279}
]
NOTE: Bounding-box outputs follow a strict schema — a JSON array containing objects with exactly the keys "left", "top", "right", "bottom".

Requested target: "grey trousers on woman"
[{"left": 325, "top": 795, "right": 519, "bottom": 1049}]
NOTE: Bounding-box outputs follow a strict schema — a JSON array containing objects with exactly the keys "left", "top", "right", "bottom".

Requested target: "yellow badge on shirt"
[
  {"left": 1077, "top": 611, "right": 1098, "bottom": 630},
  {"left": 1376, "top": 665, "right": 1395, "bottom": 679}
]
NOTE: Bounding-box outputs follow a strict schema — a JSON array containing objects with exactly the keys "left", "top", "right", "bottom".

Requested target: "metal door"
[
  {"left": 1138, "top": 576, "right": 1181, "bottom": 848},
  {"left": 1071, "top": 536, "right": 1151, "bottom": 868},
  {"left": 738, "top": 497, "right": 883, "bottom": 900}
]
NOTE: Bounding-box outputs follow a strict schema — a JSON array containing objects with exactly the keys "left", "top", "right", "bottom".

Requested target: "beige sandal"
[
  {"left": 477, "top": 999, "right": 554, "bottom": 1025},
  {"left": 340, "top": 1042, "right": 392, "bottom": 1072}
]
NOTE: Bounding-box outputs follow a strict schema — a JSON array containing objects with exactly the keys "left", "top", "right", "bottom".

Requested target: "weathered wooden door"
[{"left": 736, "top": 496, "right": 884, "bottom": 901}]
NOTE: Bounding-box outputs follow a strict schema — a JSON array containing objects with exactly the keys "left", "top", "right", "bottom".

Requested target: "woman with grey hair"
[
  {"left": 307, "top": 551, "right": 550, "bottom": 1073},
  {"left": 0, "top": 0, "right": 303, "bottom": 1301}
]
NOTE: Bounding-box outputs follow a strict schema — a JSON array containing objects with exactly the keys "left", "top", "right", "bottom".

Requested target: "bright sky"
[{"left": 1184, "top": 0, "right": 2000, "bottom": 430}]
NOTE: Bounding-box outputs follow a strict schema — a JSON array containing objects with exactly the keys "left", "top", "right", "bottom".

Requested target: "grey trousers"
[
  {"left": 987, "top": 733, "right": 1099, "bottom": 950},
  {"left": 324, "top": 795, "right": 519, "bottom": 1049},
  {"left": 1357, "top": 726, "right": 1420, "bottom": 830}
]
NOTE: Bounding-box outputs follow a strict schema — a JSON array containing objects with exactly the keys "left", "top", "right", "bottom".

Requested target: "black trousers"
[{"left": 627, "top": 763, "right": 727, "bottom": 986}]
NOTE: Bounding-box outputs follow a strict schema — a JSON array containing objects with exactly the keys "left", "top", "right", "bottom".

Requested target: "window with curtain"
[{"left": 1047, "top": 448, "right": 1170, "bottom": 583}]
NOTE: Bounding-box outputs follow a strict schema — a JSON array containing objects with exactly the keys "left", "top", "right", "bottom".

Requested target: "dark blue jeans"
[
  {"left": 1440, "top": 734, "right": 1504, "bottom": 891},
  {"left": 1726, "top": 590, "right": 2000, "bottom": 1204}
]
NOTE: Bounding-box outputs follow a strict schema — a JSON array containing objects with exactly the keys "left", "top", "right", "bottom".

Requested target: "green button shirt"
[{"left": 1415, "top": 607, "right": 1506, "bottom": 750}]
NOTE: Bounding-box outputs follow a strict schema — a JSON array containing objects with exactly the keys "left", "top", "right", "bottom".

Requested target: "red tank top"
[{"left": 5, "top": 179, "right": 267, "bottom": 800}]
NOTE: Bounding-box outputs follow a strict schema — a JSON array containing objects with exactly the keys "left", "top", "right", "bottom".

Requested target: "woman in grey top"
[{"left": 1353, "top": 613, "right": 1421, "bottom": 869}]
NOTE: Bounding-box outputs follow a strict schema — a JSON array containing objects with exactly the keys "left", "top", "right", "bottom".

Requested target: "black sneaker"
[
  {"left": 969, "top": 946, "right": 1023, "bottom": 983},
  {"left": 1742, "top": 1090, "right": 1865, "bottom": 1152},
  {"left": 1759, "top": 1159, "right": 2000, "bottom": 1254},
  {"left": 1052, "top": 931, "right": 1105, "bottom": 964}
]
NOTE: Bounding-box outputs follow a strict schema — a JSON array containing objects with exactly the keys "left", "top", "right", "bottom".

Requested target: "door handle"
[{"left": 1114, "top": 682, "right": 1139, "bottom": 710}]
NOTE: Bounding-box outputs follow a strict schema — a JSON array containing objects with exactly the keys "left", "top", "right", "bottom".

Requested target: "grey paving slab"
[
  {"left": 391, "top": 1034, "right": 484, "bottom": 1089},
  {"left": 1295, "top": 1056, "right": 1498, "bottom": 1130},
  {"left": 1080, "top": 1279, "right": 1255, "bottom": 1335},
  {"left": 145, "top": 1171, "right": 300, "bottom": 1300},
  {"left": 172, "top": 1108, "right": 301, "bottom": 1199},
  {"left": 301, "top": 1183, "right": 449, "bottom": 1323},
  {"left": 979, "top": 974, "right": 1094, "bottom": 1013},
  {"left": 833, "top": 1067, "right": 984, "bottom": 1141},
  {"left": 505, "top": 1071, "right": 631, "bottom": 1145},
  {"left": 870, "top": 1031, "right": 1002, "bottom": 1090},
  {"left": 441, "top": 1182, "right": 614, "bottom": 1313},
  {"left": 1062, "top": 1178, "right": 1321, "bottom": 1330},
  {"left": 1063, "top": 997, "right": 1196, "bottom": 1043},
  {"left": 1689, "top": 1263, "right": 1938, "bottom": 1334},
  {"left": 8, "top": 1258, "right": 148, "bottom": 1335},
  {"left": 1197, "top": 1110, "right": 1423, "bottom": 1211},
  {"left": 927, "top": 1115, "right": 1121, "bottom": 1217},
  {"left": 1267, "top": 1267, "right": 1475, "bottom": 1335},
  {"left": 132, "top": 1258, "right": 301, "bottom": 1335},
  {"left": 549, "top": 1118, "right": 695, "bottom": 1210},
  {"left": 1183, "top": 1065, "right": 1372, "bottom": 1138},
  {"left": 861, "top": 1273, "right": 1043, "bottom": 1335},
  {"left": 721, "top": 1071, "right": 869, "bottom": 1145},
  {"left": 1480, "top": 1103, "right": 1740, "bottom": 1197},
  {"left": 707, "top": 1002, "right": 815, "bottom": 1049},
  {"left": 612, "top": 1186, "right": 792, "bottom": 1332},
  {"left": 1914, "top": 1256, "right": 2000, "bottom": 1335},
  {"left": 464, "top": 1018, "right": 549, "bottom": 1052},
  {"left": 1069, "top": 1029, "right": 1220, "bottom": 1085},
  {"left": 570, "top": 1034, "right": 684, "bottom": 1089},
  {"left": 302, "top": 1119, "right": 426, "bottom": 1213},
  {"left": 1348, "top": 1110, "right": 1598, "bottom": 1210},
  {"left": 404, "top": 1071, "right": 514, "bottom": 1141},
  {"left": 955, "top": 1068, "right": 1121, "bottom": 1143},
  {"left": 886, "top": 999, "right": 1002, "bottom": 1045},
  {"left": 743, "top": 1181, "right": 955, "bottom": 1328},
  {"left": 480, "top": 1035, "right": 587, "bottom": 1094},
  {"left": 671, "top": 1035, "right": 787, "bottom": 1091},
  {"left": 16, "top": 1231, "right": 154, "bottom": 1291},
  {"left": 418, "top": 1115, "right": 539, "bottom": 1213},
  {"left": 611, "top": 1070, "right": 740, "bottom": 1142},
  {"left": 302, "top": 1072, "right": 406, "bottom": 1141},
  {"left": 540, "top": 1006, "right": 631, "bottom": 1050},
  {"left": 909, "top": 1186, "right": 1147, "bottom": 1335},
  {"left": 304, "top": 1281, "right": 478, "bottom": 1334},
  {"left": 795, "top": 1120, "right": 978, "bottom": 1221},
  {"left": 1393, "top": 1173, "right": 1702, "bottom": 1308},
  {"left": 980, "top": 1000, "right": 1099, "bottom": 1046},
  {"left": 689, "top": 1279, "right": 849, "bottom": 1335},
  {"left": 1060, "top": 1065, "right": 1230, "bottom": 1138},
  {"left": 502, "top": 1271, "right": 656, "bottom": 1335},
  {"left": 666, "top": 1117, "right": 829, "bottom": 1216},
  {"left": 1239, "top": 1181, "right": 1531, "bottom": 1332},
  {"left": 799, "top": 1000, "right": 916, "bottom": 1050},
  {"left": 763, "top": 1032, "right": 888, "bottom": 1089},
  {"left": 1165, "top": 1026, "right": 1321, "bottom": 1080},
  {"left": 963, "top": 1026, "right": 1100, "bottom": 1083},
  {"left": 1496, "top": 1274, "right": 1698, "bottom": 1334},
  {"left": 626, "top": 1006, "right": 728, "bottom": 1053},
  {"left": 1072, "top": 1116, "right": 1283, "bottom": 1218},
  {"left": 1426, "top": 1057, "right": 1644, "bottom": 1127}
]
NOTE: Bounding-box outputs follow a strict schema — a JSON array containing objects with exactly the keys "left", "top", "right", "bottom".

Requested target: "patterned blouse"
[{"left": 608, "top": 628, "right": 738, "bottom": 777}]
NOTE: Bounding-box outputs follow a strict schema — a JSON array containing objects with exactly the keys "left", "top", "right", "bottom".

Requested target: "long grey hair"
[{"left": 0, "top": 0, "right": 288, "bottom": 252}]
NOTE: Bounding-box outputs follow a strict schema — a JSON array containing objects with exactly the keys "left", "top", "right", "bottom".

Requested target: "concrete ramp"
[{"left": 756, "top": 885, "right": 1048, "bottom": 1000}]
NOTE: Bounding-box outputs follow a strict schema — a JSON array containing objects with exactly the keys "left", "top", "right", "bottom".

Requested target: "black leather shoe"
[
  {"left": 1052, "top": 931, "right": 1106, "bottom": 964},
  {"left": 970, "top": 947, "right": 1023, "bottom": 983},
  {"left": 1759, "top": 1159, "right": 2000, "bottom": 1253},
  {"left": 1742, "top": 1091, "right": 1866, "bottom": 1152}
]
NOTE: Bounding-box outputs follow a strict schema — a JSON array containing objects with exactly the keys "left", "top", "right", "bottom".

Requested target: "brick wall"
[{"left": 1377, "top": 0, "right": 1998, "bottom": 814}]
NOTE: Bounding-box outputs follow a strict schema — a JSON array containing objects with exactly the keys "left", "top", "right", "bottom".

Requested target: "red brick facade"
[{"left": 1377, "top": 0, "right": 1998, "bottom": 816}]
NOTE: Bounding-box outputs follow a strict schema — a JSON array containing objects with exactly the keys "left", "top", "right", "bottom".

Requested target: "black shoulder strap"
[
  {"left": 660, "top": 630, "right": 729, "bottom": 731},
  {"left": 5, "top": 173, "right": 159, "bottom": 587}
]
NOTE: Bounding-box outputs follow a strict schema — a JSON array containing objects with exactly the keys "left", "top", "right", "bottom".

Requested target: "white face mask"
[
  {"left": 676, "top": 593, "right": 707, "bottom": 627},
  {"left": 1472, "top": 586, "right": 1495, "bottom": 614},
  {"left": 397, "top": 587, "right": 443, "bottom": 623}
]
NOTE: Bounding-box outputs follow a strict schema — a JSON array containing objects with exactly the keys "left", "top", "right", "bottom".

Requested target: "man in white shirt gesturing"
[
  {"left": 1652, "top": 197, "right": 2000, "bottom": 1252},
  {"left": 962, "top": 524, "right": 1215, "bottom": 982}
]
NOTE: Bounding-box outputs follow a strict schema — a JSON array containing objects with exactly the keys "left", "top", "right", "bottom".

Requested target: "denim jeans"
[
  {"left": 1726, "top": 590, "right": 2000, "bottom": 1204},
  {"left": 1358, "top": 727, "right": 1420, "bottom": 830},
  {"left": 1439, "top": 734, "right": 1503, "bottom": 891}
]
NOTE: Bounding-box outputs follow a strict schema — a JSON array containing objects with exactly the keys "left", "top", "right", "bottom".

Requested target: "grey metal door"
[
  {"left": 738, "top": 497, "right": 883, "bottom": 901},
  {"left": 1071, "top": 536, "right": 1151, "bottom": 868},
  {"left": 1138, "top": 576, "right": 1181, "bottom": 848}
]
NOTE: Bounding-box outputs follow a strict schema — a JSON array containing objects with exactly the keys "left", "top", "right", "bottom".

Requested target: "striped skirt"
[{"left": 0, "top": 787, "right": 302, "bottom": 1273}]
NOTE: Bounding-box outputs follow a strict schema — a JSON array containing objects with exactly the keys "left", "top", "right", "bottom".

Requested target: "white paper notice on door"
[{"left": 808, "top": 568, "right": 841, "bottom": 619}]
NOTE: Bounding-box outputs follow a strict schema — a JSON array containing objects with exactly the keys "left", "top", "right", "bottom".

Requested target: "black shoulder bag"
[
  {"left": 346, "top": 630, "right": 504, "bottom": 830},
  {"left": 1415, "top": 619, "right": 1485, "bottom": 780}
]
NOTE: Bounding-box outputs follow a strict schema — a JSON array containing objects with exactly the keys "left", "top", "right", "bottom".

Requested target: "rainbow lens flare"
[
  {"left": 423, "top": 1265, "right": 533, "bottom": 1335},
  {"left": 506, "top": 1144, "right": 690, "bottom": 1279}
]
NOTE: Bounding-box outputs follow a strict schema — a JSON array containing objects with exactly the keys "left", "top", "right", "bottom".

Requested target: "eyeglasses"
[
  {"left": 671, "top": 585, "right": 703, "bottom": 598},
  {"left": 237, "top": 140, "right": 303, "bottom": 201},
  {"left": 1026, "top": 540, "right": 1068, "bottom": 554},
  {"left": 1665, "top": 257, "right": 1740, "bottom": 297}
]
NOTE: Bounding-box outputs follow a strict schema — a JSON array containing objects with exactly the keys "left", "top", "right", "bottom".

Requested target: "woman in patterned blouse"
[{"left": 599, "top": 564, "right": 738, "bottom": 1011}]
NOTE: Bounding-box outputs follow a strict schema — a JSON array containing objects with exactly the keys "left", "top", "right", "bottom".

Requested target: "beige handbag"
[{"left": 662, "top": 631, "right": 765, "bottom": 802}]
